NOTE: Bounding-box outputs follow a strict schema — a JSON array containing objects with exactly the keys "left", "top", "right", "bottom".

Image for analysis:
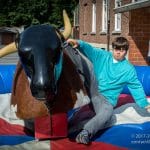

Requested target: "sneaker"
[{"left": 75, "top": 129, "right": 90, "bottom": 144}]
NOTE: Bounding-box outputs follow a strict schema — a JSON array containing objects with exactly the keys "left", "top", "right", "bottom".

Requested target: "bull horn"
[
  {"left": 62, "top": 10, "right": 72, "bottom": 39},
  {"left": 0, "top": 42, "right": 17, "bottom": 58}
]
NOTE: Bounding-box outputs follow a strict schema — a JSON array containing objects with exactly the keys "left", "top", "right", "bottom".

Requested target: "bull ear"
[
  {"left": 62, "top": 10, "right": 72, "bottom": 39},
  {"left": 0, "top": 42, "right": 17, "bottom": 58}
]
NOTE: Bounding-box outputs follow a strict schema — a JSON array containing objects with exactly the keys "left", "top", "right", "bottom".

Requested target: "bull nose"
[
  {"left": 30, "top": 86, "right": 48, "bottom": 100},
  {"left": 30, "top": 82, "right": 56, "bottom": 100},
  {"left": 31, "top": 90, "right": 47, "bottom": 100}
]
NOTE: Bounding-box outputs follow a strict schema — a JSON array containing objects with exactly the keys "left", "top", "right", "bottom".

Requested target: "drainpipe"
[{"left": 107, "top": 0, "right": 110, "bottom": 51}]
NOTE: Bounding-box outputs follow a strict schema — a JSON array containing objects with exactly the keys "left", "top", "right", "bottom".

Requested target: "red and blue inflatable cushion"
[
  {"left": 0, "top": 65, "right": 16, "bottom": 94},
  {"left": 0, "top": 65, "right": 150, "bottom": 149}
]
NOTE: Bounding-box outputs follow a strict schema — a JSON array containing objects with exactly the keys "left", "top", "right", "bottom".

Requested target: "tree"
[
  {"left": 0, "top": 0, "right": 78, "bottom": 28},
  {"left": 49, "top": 0, "right": 78, "bottom": 28}
]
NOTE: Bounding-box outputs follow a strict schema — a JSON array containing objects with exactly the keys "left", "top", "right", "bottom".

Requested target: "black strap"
[
  {"left": 62, "top": 42, "right": 85, "bottom": 76},
  {"left": 62, "top": 42, "right": 91, "bottom": 97}
]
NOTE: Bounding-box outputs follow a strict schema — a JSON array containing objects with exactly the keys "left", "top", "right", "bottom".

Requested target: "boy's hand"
[
  {"left": 145, "top": 105, "right": 150, "bottom": 113},
  {"left": 67, "top": 39, "right": 79, "bottom": 48}
]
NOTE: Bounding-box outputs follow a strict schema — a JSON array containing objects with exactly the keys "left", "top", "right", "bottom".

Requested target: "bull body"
[{"left": 12, "top": 47, "right": 87, "bottom": 119}]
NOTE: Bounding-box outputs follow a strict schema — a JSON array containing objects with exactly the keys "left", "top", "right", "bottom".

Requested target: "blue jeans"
[
  {"left": 65, "top": 45, "right": 114, "bottom": 138},
  {"left": 83, "top": 95, "right": 113, "bottom": 138}
]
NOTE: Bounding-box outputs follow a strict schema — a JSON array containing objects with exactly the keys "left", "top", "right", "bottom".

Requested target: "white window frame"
[
  {"left": 92, "top": 3, "right": 96, "bottom": 33},
  {"left": 102, "top": 0, "right": 108, "bottom": 32},
  {"left": 132, "top": 0, "right": 143, "bottom": 2},
  {"left": 114, "top": 0, "right": 121, "bottom": 31},
  {"left": 73, "top": 4, "right": 79, "bottom": 27},
  {"left": 83, "top": 4, "right": 87, "bottom": 33}
]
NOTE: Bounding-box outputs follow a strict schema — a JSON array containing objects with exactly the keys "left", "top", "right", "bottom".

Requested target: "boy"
[{"left": 67, "top": 37, "right": 150, "bottom": 144}]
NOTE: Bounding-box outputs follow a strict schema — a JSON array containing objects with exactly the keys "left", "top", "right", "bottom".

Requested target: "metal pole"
[{"left": 107, "top": 0, "right": 110, "bottom": 51}]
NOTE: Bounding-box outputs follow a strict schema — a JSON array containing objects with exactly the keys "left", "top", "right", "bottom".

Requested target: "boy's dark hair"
[{"left": 112, "top": 37, "right": 129, "bottom": 51}]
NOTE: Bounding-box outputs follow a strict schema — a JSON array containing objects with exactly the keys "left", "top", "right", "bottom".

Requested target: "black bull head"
[
  {"left": 18, "top": 25, "right": 62, "bottom": 100},
  {"left": 0, "top": 10, "right": 72, "bottom": 101}
]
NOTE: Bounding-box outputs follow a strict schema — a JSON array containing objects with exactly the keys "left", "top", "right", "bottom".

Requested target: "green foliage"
[
  {"left": 0, "top": 0, "right": 78, "bottom": 28},
  {"left": 49, "top": 0, "right": 77, "bottom": 28}
]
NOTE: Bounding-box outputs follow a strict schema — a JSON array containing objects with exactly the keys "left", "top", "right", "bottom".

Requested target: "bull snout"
[{"left": 30, "top": 78, "right": 56, "bottom": 101}]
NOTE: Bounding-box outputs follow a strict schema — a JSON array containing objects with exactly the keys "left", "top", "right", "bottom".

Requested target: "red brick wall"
[
  {"left": 79, "top": 0, "right": 129, "bottom": 45},
  {"left": 128, "top": 7, "right": 150, "bottom": 66},
  {"left": 78, "top": 0, "right": 150, "bottom": 66},
  {"left": 1, "top": 33, "right": 15, "bottom": 45}
]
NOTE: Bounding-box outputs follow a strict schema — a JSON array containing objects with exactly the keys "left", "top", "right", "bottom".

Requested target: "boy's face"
[{"left": 112, "top": 48, "right": 127, "bottom": 61}]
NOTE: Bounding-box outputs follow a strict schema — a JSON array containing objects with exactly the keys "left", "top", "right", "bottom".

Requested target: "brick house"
[
  {"left": 0, "top": 27, "right": 24, "bottom": 64},
  {"left": 76, "top": 0, "right": 150, "bottom": 65},
  {"left": 0, "top": 27, "right": 18, "bottom": 45}
]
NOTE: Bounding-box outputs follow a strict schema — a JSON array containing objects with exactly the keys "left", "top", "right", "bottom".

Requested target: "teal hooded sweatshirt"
[{"left": 78, "top": 40, "right": 149, "bottom": 108}]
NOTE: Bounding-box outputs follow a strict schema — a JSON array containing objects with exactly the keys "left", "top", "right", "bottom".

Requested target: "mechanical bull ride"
[
  {"left": 0, "top": 10, "right": 96, "bottom": 139},
  {"left": 1, "top": 66, "right": 150, "bottom": 149},
  {"left": 1, "top": 15, "right": 150, "bottom": 149}
]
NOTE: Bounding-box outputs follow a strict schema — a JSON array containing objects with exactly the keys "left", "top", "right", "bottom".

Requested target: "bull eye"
[
  {"left": 18, "top": 47, "right": 32, "bottom": 60},
  {"left": 18, "top": 48, "right": 34, "bottom": 74},
  {"left": 18, "top": 46, "right": 32, "bottom": 54},
  {"left": 21, "top": 54, "right": 34, "bottom": 78}
]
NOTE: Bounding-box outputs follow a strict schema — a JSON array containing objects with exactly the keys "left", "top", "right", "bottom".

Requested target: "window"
[
  {"left": 83, "top": 3, "right": 88, "bottom": 34},
  {"left": 74, "top": 4, "right": 79, "bottom": 27},
  {"left": 114, "top": 0, "right": 121, "bottom": 31},
  {"left": 91, "top": 2, "right": 96, "bottom": 33},
  {"left": 132, "top": 0, "right": 143, "bottom": 2},
  {"left": 102, "top": 0, "right": 108, "bottom": 32}
]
